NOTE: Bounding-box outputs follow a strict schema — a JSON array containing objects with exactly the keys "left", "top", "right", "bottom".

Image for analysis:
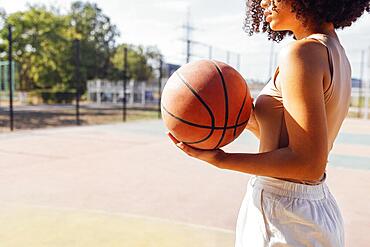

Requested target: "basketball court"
[{"left": 0, "top": 118, "right": 369, "bottom": 246}]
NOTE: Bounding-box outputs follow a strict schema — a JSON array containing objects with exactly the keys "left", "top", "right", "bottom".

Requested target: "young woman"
[{"left": 168, "top": 0, "right": 370, "bottom": 246}]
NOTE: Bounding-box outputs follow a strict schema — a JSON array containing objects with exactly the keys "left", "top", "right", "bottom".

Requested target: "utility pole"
[
  {"left": 180, "top": 8, "right": 239, "bottom": 68},
  {"left": 182, "top": 7, "right": 195, "bottom": 63}
]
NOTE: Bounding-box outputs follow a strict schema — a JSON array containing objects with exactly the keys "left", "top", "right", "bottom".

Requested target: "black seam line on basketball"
[
  {"left": 174, "top": 71, "right": 215, "bottom": 144},
  {"left": 233, "top": 84, "right": 248, "bottom": 137},
  {"left": 162, "top": 104, "right": 248, "bottom": 129},
  {"left": 210, "top": 60, "right": 228, "bottom": 149},
  {"left": 162, "top": 105, "right": 209, "bottom": 144},
  {"left": 174, "top": 72, "right": 215, "bottom": 144}
]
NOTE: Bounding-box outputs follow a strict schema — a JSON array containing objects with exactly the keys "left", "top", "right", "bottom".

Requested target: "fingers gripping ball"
[{"left": 161, "top": 59, "right": 253, "bottom": 150}]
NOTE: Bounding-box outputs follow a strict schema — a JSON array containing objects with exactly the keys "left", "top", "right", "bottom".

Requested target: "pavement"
[{"left": 0, "top": 118, "right": 369, "bottom": 246}]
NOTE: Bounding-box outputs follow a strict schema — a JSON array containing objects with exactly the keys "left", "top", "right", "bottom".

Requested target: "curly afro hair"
[{"left": 243, "top": 0, "right": 370, "bottom": 42}]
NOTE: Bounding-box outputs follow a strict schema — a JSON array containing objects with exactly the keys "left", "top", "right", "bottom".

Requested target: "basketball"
[{"left": 161, "top": 59, "right": 252, "bottom": 150}]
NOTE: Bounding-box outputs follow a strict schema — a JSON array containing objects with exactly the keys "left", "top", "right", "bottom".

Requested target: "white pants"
[{"left": 235, "top": 176, "right": 344, "bottom": 247}]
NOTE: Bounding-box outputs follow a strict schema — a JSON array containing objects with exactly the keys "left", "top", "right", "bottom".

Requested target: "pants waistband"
[{"left": 249, "top": 175, "right": 328, "bottom": 200}]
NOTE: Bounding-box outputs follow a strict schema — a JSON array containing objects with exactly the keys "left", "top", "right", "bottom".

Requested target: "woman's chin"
[{"left": 269, "top": 22, "right": 284, "bottom": 31}]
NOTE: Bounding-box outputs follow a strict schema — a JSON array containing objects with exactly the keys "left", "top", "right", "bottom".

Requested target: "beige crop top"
[{"left": 255, "top": 33, "right": 352, "bottom": 184}]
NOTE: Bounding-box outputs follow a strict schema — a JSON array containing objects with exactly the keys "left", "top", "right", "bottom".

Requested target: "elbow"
[
  {"left": 300, "top": 154, "right": 327, "bottom": 182},
  {"left": 290, "top": 147, "right": 327, "bottom": 182}
]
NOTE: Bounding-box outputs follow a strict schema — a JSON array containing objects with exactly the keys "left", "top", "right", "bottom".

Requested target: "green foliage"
[
  {"left": 29, "top": 89, "right": 76, "bottom": 104},
  {"left": 68, "top": 1, "right": 119, "bottom": 83},
  {"left": 0, "top": 1, "right": 162, "bottom": 102},
  {"left": 111, "top": 44, "right": 162, "bottom": 82},
  {"left": 0, "top": 5, "right": 73, "bottom": 90}
]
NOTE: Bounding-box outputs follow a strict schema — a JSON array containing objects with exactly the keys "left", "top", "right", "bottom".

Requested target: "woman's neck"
[{"left": 293, "top": 22, "right": 338, "bottom": 41}]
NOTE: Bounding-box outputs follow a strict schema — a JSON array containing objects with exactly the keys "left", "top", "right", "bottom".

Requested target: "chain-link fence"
[{"left": 0, "top": 26, "right": 167, "bottom": 132}]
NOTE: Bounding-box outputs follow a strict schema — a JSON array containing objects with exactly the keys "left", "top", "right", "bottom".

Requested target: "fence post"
[
  {"left": 8, "top": 24, "right": 14, "bottom": 131},
  {"left": 123, "top": 46, "right": 128, "bottom": 122},
  {"left": 358, "top": 50, "right": 365, "bottom": 118},
  {"left": 74, "top": 39, "right": 81, "bottom": 125},
  {"left": 364, "top": 47, "right": 370, "bottom": 119},
  {"left": 0, "top": 64, "right": 2, "bottom": 108},
  {"left": 158, "top": 58, "right": 163, "bottom": 119},
  {"left": 365, "top": 79, "right": 369, "bottom": 119}
]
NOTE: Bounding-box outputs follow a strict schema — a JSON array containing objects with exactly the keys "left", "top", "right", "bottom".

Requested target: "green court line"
[
  {"left": 335, "top": 133, "right": 370, "bottom": 146},
  {"left": 328, "top": 154, "right": 370, "bottom": 170},
  {"left": 0, "top": 205, "right": 235, "bottom": 247}
]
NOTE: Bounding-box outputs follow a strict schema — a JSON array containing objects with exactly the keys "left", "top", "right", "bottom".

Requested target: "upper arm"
[{"left": 279, "top": 41, "right": 328, "bottom": 178}]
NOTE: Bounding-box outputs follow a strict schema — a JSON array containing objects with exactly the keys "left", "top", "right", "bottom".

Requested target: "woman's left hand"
[{"left": 167, "top": 132, "right": 226, "bottom": 168}]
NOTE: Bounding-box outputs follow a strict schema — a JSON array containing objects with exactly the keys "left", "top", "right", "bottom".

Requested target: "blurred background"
[{"left": 0, "top": 0, "right": 369, "bottom": 132}]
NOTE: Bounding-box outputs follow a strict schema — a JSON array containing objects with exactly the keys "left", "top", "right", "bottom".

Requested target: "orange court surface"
[{"left": 0, "top": 118, "right": 370, "bottom": 246}]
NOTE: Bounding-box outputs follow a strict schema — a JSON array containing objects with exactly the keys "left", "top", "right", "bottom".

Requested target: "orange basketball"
[{"left": 161, "top": 59, "right": 252, "bottom": 150}]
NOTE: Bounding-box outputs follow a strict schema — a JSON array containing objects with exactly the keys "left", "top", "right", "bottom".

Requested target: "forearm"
[{"left": 215, "top": 147, "right": 324, "bottom": 182}]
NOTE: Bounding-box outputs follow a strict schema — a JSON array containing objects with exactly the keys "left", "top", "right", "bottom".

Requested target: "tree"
[
  {"left": 0, "top": 7, "right": 7, "bottom": 66},
  {"left": 68, "top": 1, "right": 120, "bottom": 85},
  {"left": 111, "top": 44, "right": 162, "bottom": 82},
  {"left": 0, "top": 1, "right": 163, "bottom": 97},
  {"left": 0, "top": 5, "right": 71, "bottom": 90}
]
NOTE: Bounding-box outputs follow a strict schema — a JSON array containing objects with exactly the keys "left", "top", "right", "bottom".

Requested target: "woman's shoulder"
[{"left": 278, "top": 38, "right": 329, "bottom": 71}]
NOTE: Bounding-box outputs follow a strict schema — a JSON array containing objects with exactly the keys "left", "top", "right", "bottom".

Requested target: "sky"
[{"left": 0, "top": 0, "right": 369, "bottom": 81}]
